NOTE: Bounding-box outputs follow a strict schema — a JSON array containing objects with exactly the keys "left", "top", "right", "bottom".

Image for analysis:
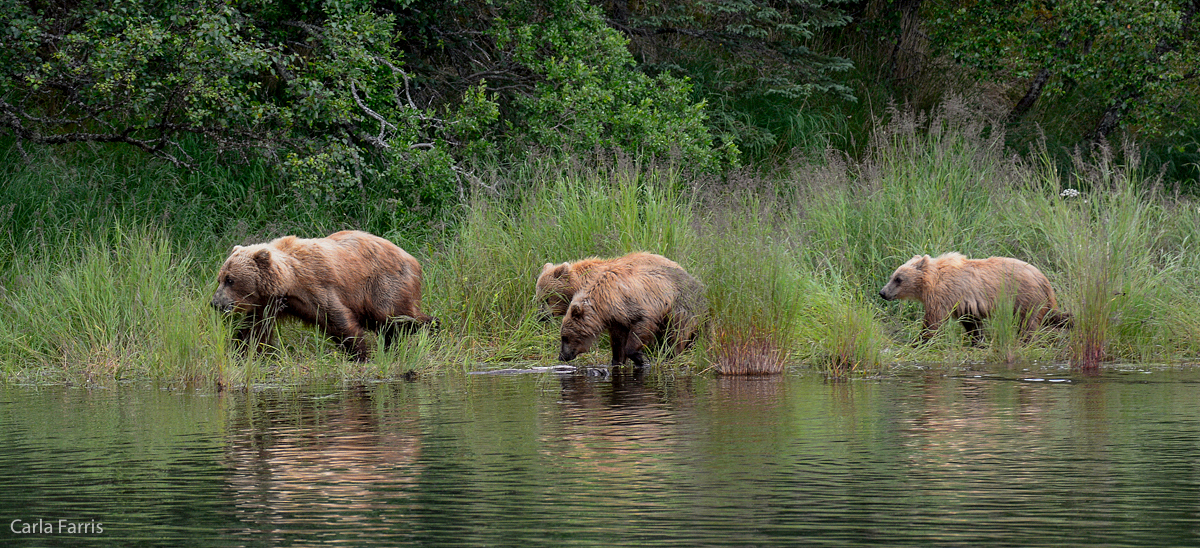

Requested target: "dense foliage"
[
  {"left": 0, "top": 0, "right": 746, "bottom": 223},
  {"left": 925, "top": 0, "right": 1200, "bottom": 140},
  {"left": 611, "top": 0, "right": 856, "bottom": 158}
]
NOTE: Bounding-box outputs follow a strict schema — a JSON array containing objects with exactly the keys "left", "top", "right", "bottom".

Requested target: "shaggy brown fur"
[
  {"left": 535, "top": 252, "right": 684, "bottom": 320},
  {"left": 879, "top": 252, "right": 1071, "bottom": 344},
  {"left": 211, "top": 230, "right": 435, "bottom": 361},
  {"left": 558, "top": 258, "right": 706, "bottom": 366}
]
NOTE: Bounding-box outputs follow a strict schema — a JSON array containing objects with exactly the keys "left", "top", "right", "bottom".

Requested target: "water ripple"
[{"left": 3, "top": 369, "right": 1200, "bottom": 546}]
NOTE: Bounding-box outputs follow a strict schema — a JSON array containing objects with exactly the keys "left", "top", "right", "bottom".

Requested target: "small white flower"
[{"left": 1060, "top": 188, "right": 1080, "bottom": 198}]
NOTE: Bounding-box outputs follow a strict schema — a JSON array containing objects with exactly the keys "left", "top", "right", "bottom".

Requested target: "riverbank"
[{"left": 3, "top": 102, "right": 1198, "bottom": 386}]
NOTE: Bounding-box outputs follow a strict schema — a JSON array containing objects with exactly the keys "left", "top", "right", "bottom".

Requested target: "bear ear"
[
  {"left": 550, "top": 263, "right": 570, "bottom": 278},
  {"left": 232, "top": 245, "right": 244, "bottom": 253},
  {"left": 252, "top": 248, "right": 271, "bottom": 268},
  {"left": 568, "top": 301, "right": 586, "bottom": 319},
  {"left": 914, "top": 255, "right": 929, "bottom": 270}
]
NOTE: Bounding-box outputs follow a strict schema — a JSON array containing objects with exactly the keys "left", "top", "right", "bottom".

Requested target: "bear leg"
[
  {"left": 379, "top": 318, "right": 413, "bottom": 351},
  {"left": 960, "top": 316, "right": 985, "bottom": 346},
  {"left": 379, "top": 314, "right": 437, "bottom": 350},
  {"left": 655, "top": 315, "right": 697, "bottom": 359},
  {"left": 321, "top": 306, "right": 371, "bottom": 362},
  {"left": 607, "top": 326, "right": 647, "bottom": 366},
  {"left": 234, "top": 312, "right": 277, "bottom": 357},
  {"left": 1018, "top": 306, "right": 1049, "bottom": 340},
  {"left": 624, "top": 321, "right": 657, "bottom": 366},
  {"left": 608, "top": 326, "right": 630, "bottom": 366},
  {"left": 339, "top": 336, "right": 369, "bottom": 362},
  {"left": 918, "top": 312, "right": 943, "bottom": 343}
]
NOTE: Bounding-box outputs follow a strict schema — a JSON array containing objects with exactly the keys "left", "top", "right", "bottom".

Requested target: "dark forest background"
[{"left": 3, "top": 0, "right": 1196, "bottom": 225}]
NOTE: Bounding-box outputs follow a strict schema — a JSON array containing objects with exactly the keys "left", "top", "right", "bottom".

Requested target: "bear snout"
[
  {"left": 211, "top": 294, "right": 235, "bottom": 313},
  {"left": 879, "top": 289, "right": 892, "bottom": 301},
  {"left": 558, "top": 344, "right": 577, "bottom": 362}
]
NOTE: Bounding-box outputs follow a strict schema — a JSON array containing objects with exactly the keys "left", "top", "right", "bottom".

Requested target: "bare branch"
[{"left": 350, "top": 80, "right": 397, "bottom": 147}]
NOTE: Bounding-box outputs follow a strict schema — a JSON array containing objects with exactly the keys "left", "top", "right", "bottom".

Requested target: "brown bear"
[
  {"left": 211, "top": 230, "right": 435, "bottom": 361},
  {"left": 535, "top": 252, "right": 684, "bottom": 320},
  {"left": 557, "top": 257, "right": 706, "bottom": 366},
  {"left": 878, "top": 252, "right": 1071, "bottom": 344}
]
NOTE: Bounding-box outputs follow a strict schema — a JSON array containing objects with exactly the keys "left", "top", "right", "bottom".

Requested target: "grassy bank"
[{"left": 2, "top": 104, "right": 1198, "bottom": 385}]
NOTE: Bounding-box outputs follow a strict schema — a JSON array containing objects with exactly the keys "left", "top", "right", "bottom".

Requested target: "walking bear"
[
  {"left": 556, "top": 255, "right": 706, "bottom": 366},
  {"left": 879, "top": 252, "right": 1071, "bottom": 344},
  {"left": 535, "top": 252, "right": 684, "bottom": 320},
  {"left": 211, "top": 230, "right": 435, "bottom": 361}
]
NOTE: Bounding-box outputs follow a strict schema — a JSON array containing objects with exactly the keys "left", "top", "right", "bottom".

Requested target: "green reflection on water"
[{"left": 2, "top": 366, "right": 1200, "bottom": 546}]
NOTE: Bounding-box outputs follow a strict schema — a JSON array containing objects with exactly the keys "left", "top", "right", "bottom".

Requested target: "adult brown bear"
[
  {"left": 211, "top": 230, "right": 435, "bottom": 361},
  {"left": 556, "top": 257, "right": 706, "bottom": 366},
  {"left": 879, "top": 252, "right": 1071, "bottom": 344}
]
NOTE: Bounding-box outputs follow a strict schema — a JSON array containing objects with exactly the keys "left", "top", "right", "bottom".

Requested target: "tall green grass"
[
  {"left": 2, "top": 100, "right": 1199, "bottom": 385},
  {"left": 1017, "top": 142, "right": 1200, "bottom": 368},
  {"left": 690, "top": 191, "right": 807, "bottom": 375},
  {"left": 0, "top": 227, "right": 228, "bottom": 384}
]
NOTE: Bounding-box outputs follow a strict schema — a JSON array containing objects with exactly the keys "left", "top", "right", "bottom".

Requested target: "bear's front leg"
[
  {"left": 959, "top": 316, "right": 985, "bottom": 346},
  {"left": 918, "top": 311, "right": 944, "bottom": 344},
  {"left": 623, "top": 320, "right": 655, "bottom": 366},
  {"left": 339, "top": 336, "right": 370, "bottom": 362},
  {"left": 608, "top": 326, "right": 630, "bottom": 366},
  {"left": 234, "top": 312, "right": 277, "bottom": 357}
]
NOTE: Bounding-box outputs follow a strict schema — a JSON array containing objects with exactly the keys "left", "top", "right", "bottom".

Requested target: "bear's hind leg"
[
  {"left": 323, "top": 307, "right": 371, "bottom": 362},
  {"left": 656, "top": 315, "right": 698, "bottom": 360}
]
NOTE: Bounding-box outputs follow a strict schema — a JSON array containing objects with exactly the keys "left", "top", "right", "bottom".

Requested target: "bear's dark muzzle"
[
  {"left": 879, "top": 290, "right": 893, "bottom": 301},
  {"left": 211, "top": 296, "right": 235, "bottom": 313},
  {"left": 558, "top": 345, "right": 577, "bottom": 362}
]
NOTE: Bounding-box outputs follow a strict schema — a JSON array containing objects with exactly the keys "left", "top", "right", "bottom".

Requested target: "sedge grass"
[
  {"left": 3, "top": 101, "right": 1200, "bottom": 385},
  {"left": 0, "top": 227, "right": 228, "bottom": 384}
]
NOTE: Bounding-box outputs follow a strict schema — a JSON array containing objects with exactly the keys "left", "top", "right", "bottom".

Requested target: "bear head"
[
  {"left": 558, "top": 298, "right": 601, "bottom": 362},
  {"left": 535, "top": 262, "right": 575, "bottom": 321},
  {"left": 211, "top": 244, "right": 276, "bottom": 313},
  {"left": 879, "top": 254, "right": 929, "bottom": 302}
]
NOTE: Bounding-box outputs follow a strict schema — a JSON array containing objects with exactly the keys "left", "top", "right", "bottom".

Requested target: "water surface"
[{"left": 2, "top": 364, "right": 1199, "bottom": 546}]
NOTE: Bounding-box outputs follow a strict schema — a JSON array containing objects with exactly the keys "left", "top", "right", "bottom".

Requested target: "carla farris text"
[{"left": 10, "top": 518, "right": 103, "bottom": 535}]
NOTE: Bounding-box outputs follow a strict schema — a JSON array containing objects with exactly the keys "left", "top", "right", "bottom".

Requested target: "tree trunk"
[
  {"left": 1008, "top": 67, "right": 1051, "bottom": 123},
  {"left": 1091, "top": 99, "right": 1129, "bottom": 142},
  {"left": 888, "top": 0, "right": 924, "bottom": 81}
]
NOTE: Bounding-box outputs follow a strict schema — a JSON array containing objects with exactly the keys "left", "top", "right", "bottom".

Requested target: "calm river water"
[{"left": 2, "top": 364, "right": 1199, "bottom": 547}]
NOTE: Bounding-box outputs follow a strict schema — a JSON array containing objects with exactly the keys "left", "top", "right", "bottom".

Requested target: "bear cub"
[
  {"left": 555, "top": 254, "right": 705, "bottom": 366},
  {"left": 879, "top": 252, "right": 1070, "bottom": 344},
  {"left": 535, "top": 252, "right": 684, "bottom": 321}
]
